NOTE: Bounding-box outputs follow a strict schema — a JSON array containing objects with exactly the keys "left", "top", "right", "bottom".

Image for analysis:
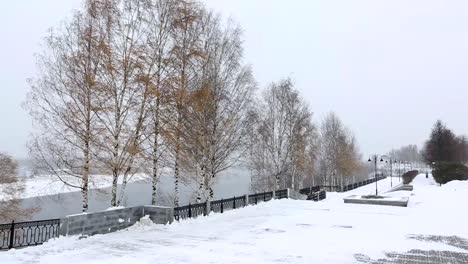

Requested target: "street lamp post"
[
  {"left": 400, "top": 160, "right": 404, "bottom": 182},
  {"left": 393, "top": 160, "right": 401, "bottom": 181},
  {"left": 389, "top": 158, "right": 393, "bottom": 187},
  {"left": 382, "top": 155, "right": 393, "bottom": 187},
  {"left": 368, "top": 155, "right": 384, "bottom": 196}
]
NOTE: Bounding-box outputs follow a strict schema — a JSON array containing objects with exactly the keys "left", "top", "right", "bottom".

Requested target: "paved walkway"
[
  {"left": 355, "top": 235, "right": 468, "bottom": 263},
  {"left": 355, "top": 174, "right": 468, "bottom": 263}
]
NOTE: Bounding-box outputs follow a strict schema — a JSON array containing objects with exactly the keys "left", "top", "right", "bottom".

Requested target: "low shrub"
[
  {"left": 402, "top": 170, "right": 419, "bottom": 184},
  {"left": 432, "top": 162, "right": 468, "bottom": 185}
]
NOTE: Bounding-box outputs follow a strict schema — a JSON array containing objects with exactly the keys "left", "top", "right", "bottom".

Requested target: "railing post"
[
  {"left": 9, "top": 221, "right": 15, "bottom": 249},
  {"left": 287, "top": 188, "right": 290, "bottom": 199},
  {"left": 263, "top": 192, "right": 266, "bottom": 202},
  {"left": 205, "top": 200, "right": 210, "bottom": 216},
  {"left": 233, "top": 196, "right": 236, "bottom": 209},
  {"left": 245, "top": 194, "right": 249, "bottom": 206},
  {"left": 188, "top": 203, "right": 192, "bottom": 218},
  {"left": 221, "top": 199, "right": 224, "bottom": 213},
  {"left": 272, "top": 190, "right": 276, "bottom": 199}
]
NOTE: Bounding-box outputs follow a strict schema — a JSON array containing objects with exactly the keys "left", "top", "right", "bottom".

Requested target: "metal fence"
[
  {"left": 0, "top": 219, "right": 61, "bottom": 250},
  {"left": 299, "top": 176, "right": 387, "bottom": 194},
  {"left": 275, "top": 189, "right": 288, "bottom": 199},
  {"left": 342, "top": 176, "right": 386, "bottom": 192},
  {"left": 174, "top": 202, "right": 207, "bottom": 221},
  {"left": 299, "top": 186, "right": 327, "bottom": 201},
  {"left": 174, "top": 190, "right": 283, "bottom": 221},
  {"left": 299, "top": 186, "right": 321, "bottom": 196},
  {"left": 210, "top": 196, "right": 243, "bottom": 214},
  {"left": 308, "top": 190, "right": 326, "bottom": 201},
  {"left": 248, "top": 191, "right": 274, "bottom": 205}
]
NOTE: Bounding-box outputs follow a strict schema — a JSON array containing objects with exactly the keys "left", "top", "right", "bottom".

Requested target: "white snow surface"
[{"left": 2, "top": 174, "right": 468, "bottom": 263}]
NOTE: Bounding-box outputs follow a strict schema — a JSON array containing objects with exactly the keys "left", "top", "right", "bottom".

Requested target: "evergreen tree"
[{"left": 423, "top": 120, "right": 458, "bottom": 163}]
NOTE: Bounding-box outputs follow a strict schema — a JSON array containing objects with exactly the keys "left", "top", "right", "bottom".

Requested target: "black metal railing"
[
  {"left": 210, "top": 198, "right": 224, "bottom": 213},
  {"left": 174, "top": 202, "right": 207, "bottom": 221},
  {"left": 210, "top": 196, "right": 244, "bottom": 214},
  {"left": 248, "top": 191, "right": 274, "bottom": 205},
  {"left": 174, "top": 190, "right": 286, "bottom": 221},
  {"left": 0, "top": 219, "right": 61, "bottom": 250},
  {"left": 299, "top": 186, "right": 321, "bottom": 196},
  {"left": 216, "top": 197, "right": 235, "bottom": 213},
  {"left": 342, "top": 176, "right": 386, "bottom": 192},
  {"left": 299, "top": 175, "right": 387, "bottom": 194},
  {"left": 234, "top": 196, "right": 246, "bottom": 208},
  {"left": 308, "top": 190, "right": 326, "bottom": 201},
  {"left": 275, "top": 189, "right": 288, "bottom": 199}
]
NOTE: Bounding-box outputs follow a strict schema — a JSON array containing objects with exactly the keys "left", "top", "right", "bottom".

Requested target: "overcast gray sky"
[{"left": 1, "top": 0, "right": 467, "bottom": 159}]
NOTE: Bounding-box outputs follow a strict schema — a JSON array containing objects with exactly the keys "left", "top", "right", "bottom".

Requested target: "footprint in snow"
[
  {"left": 332, "top": 225, "right": 353, "bottom": 229},
  {"left": 254, "top": 228, "right": 286, "bottom": 234},
  {"left": 296, "top": 223, "right": 315, "bottom": 227}
]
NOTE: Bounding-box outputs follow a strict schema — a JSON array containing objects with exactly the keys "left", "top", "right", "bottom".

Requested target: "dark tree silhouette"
[{"left": 422, "top": 120, "right": 459, "bottom": 164}]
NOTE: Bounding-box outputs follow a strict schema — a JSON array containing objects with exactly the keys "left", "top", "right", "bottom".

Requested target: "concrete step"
[{"left": 343, "top": 195, "right": 409, "bottom": 207}]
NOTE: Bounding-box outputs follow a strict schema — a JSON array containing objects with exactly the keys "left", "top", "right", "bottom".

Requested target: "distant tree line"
[
  {"left": 247, "top": 81, "right": 365, "bottom": 192},
  {"left": 25, "top": 0, "right": 364, "bottom": 212},
  {"left": 389, "top": 144, "right": 421, "bottom": 164}
]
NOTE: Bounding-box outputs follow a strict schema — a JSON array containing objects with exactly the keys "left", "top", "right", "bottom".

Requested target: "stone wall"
[
  {"left": 60, "top": 206, "right": 173, "bottom": 237},
  {"left": 142, "top": 206, "right": 174, "bottom": 225}
]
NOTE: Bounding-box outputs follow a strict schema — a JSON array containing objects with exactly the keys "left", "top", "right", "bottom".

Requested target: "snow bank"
[{"left": 126, "top": 215, "right": 158, "bottom": 231}]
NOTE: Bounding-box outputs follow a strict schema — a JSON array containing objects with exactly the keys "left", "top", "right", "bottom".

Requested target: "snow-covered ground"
[{"left": 2, "top": 174, "right": 468, "bottom": 263}]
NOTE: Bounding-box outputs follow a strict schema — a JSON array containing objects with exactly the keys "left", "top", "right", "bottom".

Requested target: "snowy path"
[{"left": 2, "top": 174, "right": 468, "bottom": 263}]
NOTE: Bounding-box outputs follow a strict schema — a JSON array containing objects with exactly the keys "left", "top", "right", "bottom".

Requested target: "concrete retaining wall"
[
  {"left": 60, "top": 206, "right": 173, "bottom": 237},
  {"left": 343, "top": 195, "right": 409, "bottom": 207},
  {"left": 142, "top": 206, "right": 174, "bottom": 225},
  {"left": 385, "top": 184, "right": 414, "bottom": 193}
]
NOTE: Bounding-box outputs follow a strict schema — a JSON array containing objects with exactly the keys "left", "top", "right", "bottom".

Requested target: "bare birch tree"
[
  {"left": 26, "top": 0, "right": 104, "bottom": 212},
  {"left": 139, "top": 0, "right": 176, "bottom": 205},
  {"left": 249, "top": 79, "right": 316, "bottom": 192},
  {"left": 180, "top": 12, "right": 256, "bottom": 202},
  {"left": 93, "top": 0, "right": 151, "bottom": 207},
  {"left": 163, "top": 0, "right": 204, "bottom": 207},
  {"left": 318, "top": 112, "right": 361, "bottom": 189}
]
